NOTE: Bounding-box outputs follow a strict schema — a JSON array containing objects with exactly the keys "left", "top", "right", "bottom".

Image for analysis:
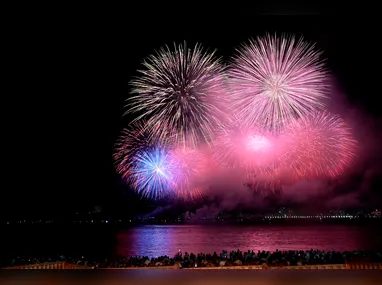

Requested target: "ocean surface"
[{"left": 1, "top": 224, "right": 382, "bottom": 261}]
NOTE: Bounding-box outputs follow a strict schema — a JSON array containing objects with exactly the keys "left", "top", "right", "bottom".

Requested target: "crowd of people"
[{"left": 3, "top": 249, "right": 382, "bottom": 269}]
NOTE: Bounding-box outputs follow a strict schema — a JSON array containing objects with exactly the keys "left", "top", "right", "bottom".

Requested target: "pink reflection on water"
[
  {"left": 114, "top": 225, "right": 371, "bottom": 258},
  {"left": 116, "top": 225, "right": 178, "bottom": 257}
]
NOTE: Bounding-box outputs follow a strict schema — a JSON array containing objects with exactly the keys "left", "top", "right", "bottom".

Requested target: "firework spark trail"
[
  {"left": 279, "top": 111, "right": 358, "bottom": 180},
  {"left": 113, "top": 121, "right": 150, "bottom": 180},
  {"left": 130, "top": 147, "right": 176, "bottom": 200},
  {"left": 246, "top": 179, "right": 283, "bottom": 196},
  {"left": 126, "top": 42, "right": 228, "bottom": 148},
  {"left": 168, "top": 147, "right": 207, "bottom": 200},
  {"left": 242, "top": 159, "right": 285, "bottom": 196},
  {"left": 228, "top": 34, "right": 328, "bottom": 133}
]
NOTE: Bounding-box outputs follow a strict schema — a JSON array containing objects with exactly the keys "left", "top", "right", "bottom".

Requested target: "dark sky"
[{"left": 3, "top": 5, "right": 381, "bottom": 218}]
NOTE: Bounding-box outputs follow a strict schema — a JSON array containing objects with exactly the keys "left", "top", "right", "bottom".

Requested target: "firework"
[
  {"left": 114, "top": 36, "right": 358, "bottom": 203},
  {"left": 212, "top": 118, "right": 277, "bottom": 174},
  {"left": 228, "top": 34, "right": 328, "bottom": 133},
  {"left": 130, "top": 147, "right": 176, "bottom": 200},
  {"left": 127, "top": 144, "right": 208, "bottom": 200},
  {"left": 113, "top": 121, "right": 168, "bottom": 180},
  {"left": 279, "top": 111, "right": 357, "bottom": 180},
  {"left": 126, "top": 42, "right": 227, "bottom": 148}
]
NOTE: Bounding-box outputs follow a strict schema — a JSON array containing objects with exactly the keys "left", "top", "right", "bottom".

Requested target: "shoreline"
[{"left": 5, "top": 263, "right": 382, "bottom": 270}]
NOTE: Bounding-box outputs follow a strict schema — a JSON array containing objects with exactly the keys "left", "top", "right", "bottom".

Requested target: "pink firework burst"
[
  {"left": 228, "top": 34, "right": 328, "bottom": 133},
  {"left": 279, "top": 111, "right": 358, "bottom": 180},
  {"left": 212, "top": 118, "right": 278, "bottom": 175}
]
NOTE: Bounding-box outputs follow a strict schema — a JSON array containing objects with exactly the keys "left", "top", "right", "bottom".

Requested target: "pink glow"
[{"left": 246, "top": 135, "right": 271, "bottom": 151}]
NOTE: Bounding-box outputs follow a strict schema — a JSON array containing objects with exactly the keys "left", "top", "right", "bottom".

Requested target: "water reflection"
[
  {"left": 115, "top": 225, "right": 381, "bottom": 258},
  {"left": 2, "top": 224, "right": 381, "bottom": 261},
  {"left": 117, "top": 225, "right": 177, "bottom": 257}
]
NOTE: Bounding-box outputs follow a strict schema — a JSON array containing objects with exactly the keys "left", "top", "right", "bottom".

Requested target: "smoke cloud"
[{"left": 188, "top": 77, "right": 382, "bottom": 215}]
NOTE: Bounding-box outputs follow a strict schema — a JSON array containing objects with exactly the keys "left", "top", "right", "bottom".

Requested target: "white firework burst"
[
  {"left": 228, "top": 34, "right": 328, "bottom": 133},
  {"left": 126, "top": 42, "right": 228, "bottom": 148}
]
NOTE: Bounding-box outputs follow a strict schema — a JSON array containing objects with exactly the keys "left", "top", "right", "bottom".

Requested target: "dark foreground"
[
  {"left": 1, "top": 270, "right": 381, "bottom": 285},
  {"left": 4, "top": 249, "right": 382, "bottom": 268}
]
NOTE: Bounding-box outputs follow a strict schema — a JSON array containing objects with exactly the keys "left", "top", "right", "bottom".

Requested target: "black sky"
[{"left": 3, "top": 5, "right": 382, "bottom": 218}]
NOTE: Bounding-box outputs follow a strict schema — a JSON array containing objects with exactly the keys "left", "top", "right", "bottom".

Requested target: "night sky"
[{"left": 4, "top": 5, "right": 381, "bottom": 219}]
